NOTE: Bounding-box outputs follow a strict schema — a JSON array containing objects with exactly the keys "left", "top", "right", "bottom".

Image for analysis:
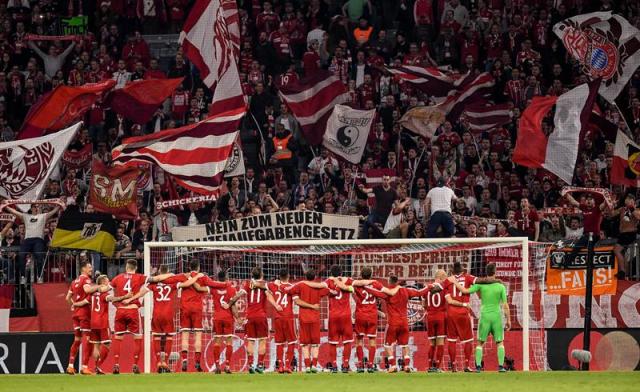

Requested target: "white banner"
[
  {"left": 0, "top": 123, "right": 80, "bottom": 211},
  {"left": 322, "top": 105, "right": 374, "bottom": 164},
  {"left": 172, "top": 210, "right": 359, "bottom": 241}
]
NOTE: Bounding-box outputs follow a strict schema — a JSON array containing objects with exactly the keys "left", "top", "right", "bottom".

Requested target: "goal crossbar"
[{"left": 143, "top": 237, "right": 531, "bottom": 373}]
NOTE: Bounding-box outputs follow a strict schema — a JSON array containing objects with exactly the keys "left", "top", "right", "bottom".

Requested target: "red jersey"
[
  {"left": 514, "top": 209, "right": 539, "bottom": 239},
  {"left": 423, "top": 283, "right": 446, "bottom": 315},
  {"left": 242, "top": 281, "right": 269, "bottom": 319},
  {"left": 354, "top": 281, "right": 384, "bottom": 321},
  {"left": 69, "top": 274, "right": 92, "bottom": 317},
  {"left": 326, "top": 278, "right": 354, "bottom": 319},
  {"left": 111, "top": 273, "right": 147, "bottom": 308},
  {"left": 580, "top": 203, "right": 603, "bottom": 234},
  {"left": 211, "top": 285, "right": 237, "bottom": 323},
  {"left": 90, "top": 291, "right": 110, "bottom": 329},
  {"left": 443, "top": 274, "right": 477, "bottom": 312},
  {"left": 286, "top": 281, "right": 329, "bottom": 323},
  {"left": 149, "top": 274, "right": 187, "bottom": 319},
  {"left": 379, "top": 286, "right": 424, "bottom": 326},
  {"left": 268, "top": 282, "right": 296, "bottom": 319},
  {"left": 180, "top": 272, "right": 216, "bottom": 311}
]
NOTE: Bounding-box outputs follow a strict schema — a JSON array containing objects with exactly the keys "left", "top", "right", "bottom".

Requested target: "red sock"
[
  {"left": 428, "top": 343, "right": 435, "bottom": 367},
  {"left": 181, "top": 350, "right": 188, "bottom": 361},
  {"left": 276, "top": 345, "right": 284, "bottom": 366},
  {"left": 112, "top": 339, "right": 122, "bottom": 365},
  {"left": 286, "top": 343, "right": 295, "bottom": 368},
  {"left": 342, "top": 342, "right": 352, "bottom": 367},
  {"left": 388, "top": 356, "right": 396, "bottom": 367},
  {"left": 448, "top": 343, "right": 457, "bottom": 368},
  {"left": 134, "top": 339, "right": 142, "bottom": 365},
  {"left": 258, "top": 353, "right": 266, "bottom": 367},
  {"left": 82, "top": 341, "right": 93, "bottom": 367},
  {"left": 464, "top": 342, "right": 473, "bottom": 368},
  {"left": 311, "top": 357, "right": 318, "bottom": 367},
  {"left": 356, "top": 345, "right": 364, "bottom": 367},
  {"left": 164, "top": 338, "right": 173, "bottom": 361},
  {"left": 329, "top": 344, "right": 337, "bottom": 367},
  {"left": 97, "top": 345, "right": 110, "bottom": 366},
  {"left": 304, "top": 358, "right": 311, "bottom": 368},
  {"left": 225, "top": 344, "right": 233, "bottom": 366},
  {"left": 367, "top": 346, "right": 376, "bottom": 366},
  {"left": 436, "top": 345, "right": 444, "bottom": 369},
  {"left": 68, "top": 339, "right": 80, "bottom": 366},
  {"left": 213, "top": 345, "right": 221, "bottom": 366},
  {"left": 248, "top": 354, "right": 254, "bottom": 368},
  {"left": 154, "top": 339, "right": 162, "bottom": 363},
  {"left": 195, "top": 352, "right": 201, "bottom": 363}
]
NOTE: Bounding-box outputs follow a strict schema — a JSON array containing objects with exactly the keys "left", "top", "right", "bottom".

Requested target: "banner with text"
[
  {"left": 89, "top": 160, "right": 139, "bottom": 219},
  {"left": 171, "top": 211, "right": 359, "bottom": 242},
  {"left": 546, "top": 244, "right": 618, "bottom": 296}
]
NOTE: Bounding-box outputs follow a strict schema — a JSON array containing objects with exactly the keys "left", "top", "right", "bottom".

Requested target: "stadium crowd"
[{"left": 1, "top": 0, "right": 640, "bottom": 284}]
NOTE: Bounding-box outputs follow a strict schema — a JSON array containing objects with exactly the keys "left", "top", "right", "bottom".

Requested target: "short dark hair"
[
  {"left": 361, "top": 267, "right": 372, "bottom": 279},
  {"left": 126, "top": 259, "right": 137, "bottom": 271},
  {"left": 486, "top": 263, "right": 497, "bottom": 277},
  {"left": 217, "top": 270, "right": 227, "bottom": 281},
  {"left": 279, "top": 268, "right": 289, "bottom": 280},
  {"left": 190, "top": 259, "right": 200, "bottom": 272},
  {"left": 158, "top": 264, "right": 169, "bottom": 274},
  {"left": 79, "top": 260, "right": 91, "bottom": 271},
  {"left": 453, "top": 261, "right": 463, "bottom": 274},
  {"left": 330, "top": 264, "right": 342, "bottom": 277},
  {"left": 389, "top": 275, "right": 399, "bottom": 285},
  {"left": 305, "top": 269, "right": 317, "bottom": 281},
  {"left": 251, "top": 267, "right": 263, "bottom": 280}
]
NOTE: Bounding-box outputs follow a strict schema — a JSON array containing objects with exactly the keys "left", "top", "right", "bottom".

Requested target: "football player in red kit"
[
  {"left": 324, "top": 265, "right": 355, "bottom": 373},
  {"left": 237, "top": 267, "right": 281, "bottom": 373},
  {"left": 147, "top": 265, "right": 202, "bottom": 373},
  {"left": 110, "top": 259, "right": 149, "bottom": 374},
  {"left": 368, "top": 276, "right": 437, "bottom": 373},
  {"left": 65, "top": 260, "right": 105, "bottom": 375},
  {"left": 200, "top": 270, "right": 238, "bottom": 374},
  {"left": 442, "top": 261, "right": 477, "bottom": 372},
  {"left": 423, "top": 270, "right": 448, "bottom": 372},
  {"left": 351, "top": 267, "right": 385, "bottom": 373},
  {"left": 285, "top": 269, "right": 330, "bottom": 373},
  {"left": 89, "top": 275, "right": 112, "bottom": 375}
]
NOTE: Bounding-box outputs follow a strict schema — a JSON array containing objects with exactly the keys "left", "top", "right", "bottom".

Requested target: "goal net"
[{"left": 142, "top": 238, "right": 549, "bottom": 373}]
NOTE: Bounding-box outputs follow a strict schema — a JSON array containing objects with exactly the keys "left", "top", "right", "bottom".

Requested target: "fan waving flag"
[
  {"left": 112, "top": 111, "right": 242, "bottom": 195},
  {"left": 513, "top": 80, "right": 599, "bottom": 184},
  {"left": 323, "top": 105, "right": 375, "bottom": 164},
  {"left": 277, "top": 70, "right": 348, "bottom": 145},
  {"left": 105, "top": 78, "right": 183, "bottom": 124},
  {"left": 179, "top": 0, "right": 246, "bottom": 115},
  {"left": 440, "top": 72, "right": 495, "bottom": 122},
  {"left": 612, "top": 130, "right": 640, "bottom": 187},
  {"left": 18, "top": 80, "right": 115, "bottom": 140},
  {"left": 554, "top": 12, "right": 640, "bottom": 102}
]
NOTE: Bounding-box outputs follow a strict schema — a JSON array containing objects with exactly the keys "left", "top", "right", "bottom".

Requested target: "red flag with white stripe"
[
  {"left": 277, "top": 70, "right": 348, "bottom": 145},
  {"left": 513, "top": 80, "right": 599, "bottom": 184},
  {"left": 385, "top": 66, "right": 455, "bottom": 98},
  {"left": 462, "top": 101, "right": 512, "bottom": 132},
  {"left": 440, "top": 72, "right": 495, "bottom": 122},
  {"left": 179, "top": 0, "right": 246, "bottom": 115},
  {"left": 112, "top": 109, "right": 243, "bottom": 195}
]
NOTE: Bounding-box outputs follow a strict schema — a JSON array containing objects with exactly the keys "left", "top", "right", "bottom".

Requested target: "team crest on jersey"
[
  {"left": 406, "top": 284, "right": 425, "bottom": 326},
  {"left": 0, "top": 143, "right": 54, "bottom": 198},
  {"left": 81, "top": 222, "right": 103, "bottom": 239}
]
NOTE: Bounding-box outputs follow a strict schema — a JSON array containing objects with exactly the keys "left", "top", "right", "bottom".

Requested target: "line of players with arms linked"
[{"left": 65, "top": 258, "right": 511, "bottom": 375}]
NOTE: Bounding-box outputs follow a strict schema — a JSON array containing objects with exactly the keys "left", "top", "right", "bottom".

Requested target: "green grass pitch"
[{"left": 1, "top": 372, "right": 638, "bottom": 392}]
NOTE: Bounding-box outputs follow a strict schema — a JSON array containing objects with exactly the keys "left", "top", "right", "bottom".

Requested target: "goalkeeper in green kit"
[{"left": 449, "top": 263, "right": 511, "bottom": 372}]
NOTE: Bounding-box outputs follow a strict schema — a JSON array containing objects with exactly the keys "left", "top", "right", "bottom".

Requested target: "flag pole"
[{"left": 249, "top": 112, "right": 267, "bottom": 166}]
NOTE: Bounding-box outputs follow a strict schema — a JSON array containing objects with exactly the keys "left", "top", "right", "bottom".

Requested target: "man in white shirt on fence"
[{"left": 425, "top": 177, "right": 457, "bottom": 238}]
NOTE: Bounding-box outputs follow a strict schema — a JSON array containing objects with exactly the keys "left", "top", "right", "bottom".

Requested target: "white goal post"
[{"left": 143, "top": 237, "right": 541, "bottom": 373}]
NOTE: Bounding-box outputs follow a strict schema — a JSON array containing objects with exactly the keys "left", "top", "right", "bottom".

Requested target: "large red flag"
[
  {"left": 105, "top": 78, "right": 183, "bottom": 124},
  {"left": 18, "top": 80, "right": 116, "bottom": 140},
  {"left": 89, "top": 159, "right": 140, "bottom": 219}
]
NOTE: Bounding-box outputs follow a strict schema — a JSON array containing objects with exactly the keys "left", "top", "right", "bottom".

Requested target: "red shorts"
[
  {"left": 214, "top": 319, "right": 235, "bottom": 337},
  {"left": 152, "top": 316, "right": 175, "bottom": 335},
  {"left": 180, "top": 307, "right": 203, "bottom": 331},
  {"left": 355, "top": 316, "right": 377, "bottom": 338},
  {"left": 446, "top": 309, "right": 473, "bottom": 342},
  {"left": 245, "top": 317, "right": 268, "bottom": 339},
  {"left": 114, "top": 308, "right": 141, "bottom": 335},
  {"left": 328, "top": 316, "right": 353, "bottom": 344},
  {"left": 89, "top": 328, "right": 111, "bottom": 343},
  {"left": 299, "top": 321, "right": 320, "bottom": 345},
  {"left": 274, "top": 318, "right": 297, "bottom": 344},
  {"left": 385, "top": 323, "right": 409, "bottom": 346},
  {"left": 72, "top": 314, "right": 90, "bottom": 333},
  {"left": 427, "top": 312, "right": 447, "bottom": 339}
]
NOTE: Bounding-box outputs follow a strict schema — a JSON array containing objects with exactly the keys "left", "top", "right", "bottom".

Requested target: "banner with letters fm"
[{"left": 171, "top": 211, "right": 359, "bottom": 242}]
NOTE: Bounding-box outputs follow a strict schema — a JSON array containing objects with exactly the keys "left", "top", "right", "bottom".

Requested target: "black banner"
[
  {"left": 0, "top": 333, "right": 74, "bottom": 374},
  {"left": 548, "top": 245, "right": 616, "bottom": 270}
]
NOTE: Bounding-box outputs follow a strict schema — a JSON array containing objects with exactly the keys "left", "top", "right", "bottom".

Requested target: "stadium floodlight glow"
[{"left": 143, "top": 238, "right": 548, "bottom": 373}]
